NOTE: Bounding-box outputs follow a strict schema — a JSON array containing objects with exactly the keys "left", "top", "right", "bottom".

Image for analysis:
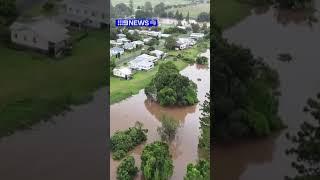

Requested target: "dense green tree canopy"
[
  {"left": 199, "top": 93, "right": 210, "bottom": 158},
  {"left": 114, "top": 3, "right": 132, "bottom": 17},
  {"left": 141, "top": 141, "right": 173, "bottom": 180},
  {"left": 0, "top": 0, "right": 17, "bottom": 25},
  {"left": 145, "top": 62, "right": 198, "bottom": 106},
  {"left": 197, "top": 12, "right": 210, "bottom": 22},
  {"left": 184, "top": 160, "right": 210, "bottom": 180}
]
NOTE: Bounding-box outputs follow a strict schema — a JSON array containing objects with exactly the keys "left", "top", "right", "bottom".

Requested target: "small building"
[
  {"left": 176, "top": 38, "right": 196, "bottom": 49},
  {"left": 190, "top": 33, "right": 205, "bottom": 40},
  {"left": 128, "top": 30, "right": 135, "bottom": 35},
  {"left": 132, "top": 40, "right": 144, "bottom": 47},
  {"left": 150, "top": 50, "right": 165, "bottom": 59},
  {"left": 143, "top": 37, "right": 152, "bottom": 43},
  {"left": 117, "top": 33, "right": 126, "bottom": 38},
  {"left": 177, "top": 26, "right": 186, "bottom": 30},
  {"left": 110, "top": 47, "right": 124, "bottom": 56},
  {"left": 117, "top": 38, "right": 130, "bottom": 44},
  {"left": 9, "top": 18, "right": 70, "bottom": 57},
  {"left": 123, "top": 42, "right": 136, "bottom": 50},
  {"left": 110, "top": 40, "right": 123, "bottom": 47},
  {"left": 113, "top": 67, "right": 132, "bottom": 79},
  {"left": 160, "top": 34, "right": 171, "bottom": 38}
]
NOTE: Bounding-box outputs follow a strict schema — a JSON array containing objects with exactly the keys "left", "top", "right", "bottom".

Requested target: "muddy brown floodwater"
[
  {"left": 215, "top": 2, "right": 320, "bottom": 180},
  {"left": 110, "top": 49, "right": 210, "bottom": 180}
]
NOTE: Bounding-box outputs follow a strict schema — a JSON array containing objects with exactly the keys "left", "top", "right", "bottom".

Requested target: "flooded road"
[
  {"left": 0, "top": 88, "right": 108, "bottom": 180},
  {"left": 110, "top": 50, "right": 210, "bottom": 179},
  {"left": 215, "top": 2, "right": 320, "bottom": 180}
]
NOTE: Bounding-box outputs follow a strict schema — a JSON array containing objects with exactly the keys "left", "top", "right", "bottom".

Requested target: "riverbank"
[{"left": 0, "top": 30, "right": 107, "bottom": 137}]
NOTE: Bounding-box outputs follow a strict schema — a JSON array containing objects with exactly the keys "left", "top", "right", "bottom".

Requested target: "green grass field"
[
  {"left": 0, "top": 30, "right": 107, "bottom": 136},
  {"left": 111, "top": 0, "right": 190, "bottom": 7},
  {"left": 214, "top": 0, "right": 253, "bottom": 29},
  {"left": 169, "top": 3, "right": 210, "bottom": 19}
]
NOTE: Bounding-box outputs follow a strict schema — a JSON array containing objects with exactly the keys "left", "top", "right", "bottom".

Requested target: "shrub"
[
  {"left": 117, "top": 156, "right": 138, "bottom": 180},
  {"left": 111, "top": 122, "right": 148, "bottom": 160},
  {"left": 196, "top": 56, "right": 208, "bottom": 65},
  {"left": 157, "top": 115, "right": 179, "bottom": 142}
]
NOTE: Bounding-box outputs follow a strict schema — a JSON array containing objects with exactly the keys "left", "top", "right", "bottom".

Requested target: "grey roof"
[{"left": 10, "top": 18, "right": 69, "bottom": 43}]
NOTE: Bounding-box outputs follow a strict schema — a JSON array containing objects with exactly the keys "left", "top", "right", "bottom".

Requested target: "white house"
[
  {"left": 123, "top": 42, "right": 136, "bottom": 50},
  {"left": 110, "top": 47, "right": 124, "bottom": 56},
  {"left": 132, "top": 40, "right": 144, "bottom": 47},
  {"left": 117, "top": 33, "right": 126, "bottom": 38},
  {"left": 150, "top": 50, "right": 164, "bottom": 59},
  {"left": 190, "top": 33, "right": 205, "bottom": 40},
  {"left": 9, "top": 18, "right": 70, "bottom": 57},
  {"left": 113, "top": 67, "right": 132, "bottom": 79},
  {"left": 110, "top": 40, "right": 123, "bottom": 47},
  {"left": 160, "top": 34, "right": 171, "bottom": 38},
  {"left": 128, "top": 54, "right": 157, "bottom": 70},
  {"left": 177, "top": 26, "right": 186, "bottom": 30},
  {"left": 62, "top": 0, "right": 108, "bottom": 28},
  {"left": 176, "top": 37, "right": 196, "bottom": 49},
  {"left": 143, "top": 37, "right": 152, "bottom": 43},
  {"left": 117, "top": 38, "right": 130, "bottom": 44},
  {"left": 128, "top": 30, "right": 135, "bottom": 35}
]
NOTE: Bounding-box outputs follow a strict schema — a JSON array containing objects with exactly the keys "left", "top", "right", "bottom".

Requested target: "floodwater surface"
[
  {"left": 215, "top": 2, "right": 320, "bottom": 180},
  {"left": 110, "top": 50, "right": 210, "bottom": 180},
  {"left": 0, "top": 88, "right": 108, "bottom": 180}
]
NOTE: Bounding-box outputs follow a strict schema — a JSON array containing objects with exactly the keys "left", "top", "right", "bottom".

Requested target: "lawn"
[
  {"left": 169, "top": 3, "right": 210, "bottom": 19},
  {"left": 0, "top": 30, "right": 107, "bottom": 137},
  {"left": 214, "top": 0, "right": 253, "bottom": 29},
  {"left": 110, "top": 60, "right": 188, "bottom": 104},
  {"left": 111, "top": 0, "right": 190, "bottom": 7}
]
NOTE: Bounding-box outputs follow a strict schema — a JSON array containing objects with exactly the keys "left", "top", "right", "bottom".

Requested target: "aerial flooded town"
[{"left": 110, "top": 0, "right": 210, "bottom": 179}]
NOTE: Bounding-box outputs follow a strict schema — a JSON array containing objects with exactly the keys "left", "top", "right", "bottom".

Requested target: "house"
[
  {"left": 160, "top": 34, "right": 171, "bottom": 38},
  {"left": 143, "top": 37, "right": 152, "bottom": 43},
  {"left": 113, "top": 67, "right": 132, "bottom": 79},
  {"left": 150, "top": 50, "right": 165, "bottom": 59},
  {"left": 132, "top": 40, "right": 144, "bottom": 47},
  {"left": 176, "top": 38, "right": 196, "bottom": 50},
  {"left": 110, "top": 47, "right": 124, "bottom": 56},
  {"left": 190, "top": 33, "right": 205, "bottom": 40},
  {"left": 117, "top": 38, "right": 130, "bottom": 44},
  {"left": 62, "top": 0, "right": 108, "bottom": 28},
  {"left": 128, "top": 29, "right": 135, "bottom": 35},
  {"left": 128, "top": 54, "right": 157, "bottom": 70},
  {"left": 138, "top": 30, "right": 161, "bottom": 38},
  {"left": 110, "top": 40, "right": 123, "bottom": 47},
  {"left": 123, "top": 42, "right": 136, "bottom": 50},
  {"left": 9, "top": 18, "right": 70, "bottom": 57},
  {"left": 117, "top": 33, "right": 126, "bottom": 38},
  {"left": 177, "top": 26, "right": 186, "bottom": 30}
]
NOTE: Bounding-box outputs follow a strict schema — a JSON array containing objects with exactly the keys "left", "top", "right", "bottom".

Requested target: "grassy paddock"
[
  {"left": 214, "top": 0, "right": 253, "bottom": 29},
  {"left": 0, "top": 30, "right": 107, "bottom": 137},
  {"left": 169, "top": 3, "right": 210, "bottom": 19}
]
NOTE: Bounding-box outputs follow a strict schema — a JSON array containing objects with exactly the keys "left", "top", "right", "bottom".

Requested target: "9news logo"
[{"left": 115, "top": 18, "right": 158, "bottom": 27}]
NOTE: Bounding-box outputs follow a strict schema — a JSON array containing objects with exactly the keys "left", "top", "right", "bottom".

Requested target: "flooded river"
[
  {"left": 215, "top": 2, "right": 320, "bottom": 180},
  {"left": 0, "top": 88, "right": 108, "bottom": 180},
  {"left": 110, "top": 50, "right": 210, "bottom": 179}
]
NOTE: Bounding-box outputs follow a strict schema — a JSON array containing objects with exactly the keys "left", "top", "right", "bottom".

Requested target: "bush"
[
  {"left": 157, "top": 115, "right": 179, "bottom": 142},
  {"left": 141, "top": 141, "right": 173, "bottom": 180},
  {"left": 117, "top": 156, "right": 138, "bottom": 180},
  {"left": 185, "top": 160, "right": 210, "bottom": 180},
  {"left": 111, "top": 122, "right": 148, "bottom": 160},
  {"left": 196, "top": 56, "right": 208, "bottom": 65}
]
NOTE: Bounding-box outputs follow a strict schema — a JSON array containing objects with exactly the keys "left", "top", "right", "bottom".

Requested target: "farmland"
[{"left": 169, "top": 3, "right": 210, "bottom": 19}]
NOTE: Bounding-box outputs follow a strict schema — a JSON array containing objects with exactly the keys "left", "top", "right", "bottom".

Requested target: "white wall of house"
[{"left": 11, "top": 29, "right": 48, "bottom": 51}]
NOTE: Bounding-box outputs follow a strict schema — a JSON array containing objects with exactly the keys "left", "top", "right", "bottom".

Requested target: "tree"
[
  {"left": 157, "top": 115, "right": 180, "bottom": 142},
  {"left": 197, "top": 12, "right": 210, "bottom": 22},
  {"left": 164, "top": 36, "right": 177, "bottom": 50},
  {"left": 117, "top": 156, "right": 138, "bottom": 180},
  {"left": 141, "top": 141, "right": 173, "bottom": 180},
  {"left": 114, "top": 3, "right": 132, "bottom": 17},
  {"left": 198, "top": 93, "right": 210, "bottom": 158},
  {"left": 129, "top": 0, "right": 134, "bottom": 15},
  {"left": 168, "top": 11, "right": 174, "bottom": 18},
  {"left": 285, "top": 94, "right": 320, "bottom": 180},
  {"left": 186, "top": 11, "right": 190, "bottom": 22},
  {"left": 111, "top": 122, "right": 148, "bottom": 160},
  {"left": 185, "top": 160, "right": 210, "bottom": 180},
  {"left": 0, "top": 0, "right": 17, "bottom": 25},
  {"left": 275, "top": 0, "right": 312, "bottom": 9},
  {"left": 144, "top": 1, "right": 153, "bottom": 13},
  {"left": 191, "top": 23, "right": 201, "bottom": 33},
  {"left": 196, "top": 56, "right": 208, "bottom": 65},
  {"left": 154, "top": 2, "right": 165, "bottom": 17}
]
